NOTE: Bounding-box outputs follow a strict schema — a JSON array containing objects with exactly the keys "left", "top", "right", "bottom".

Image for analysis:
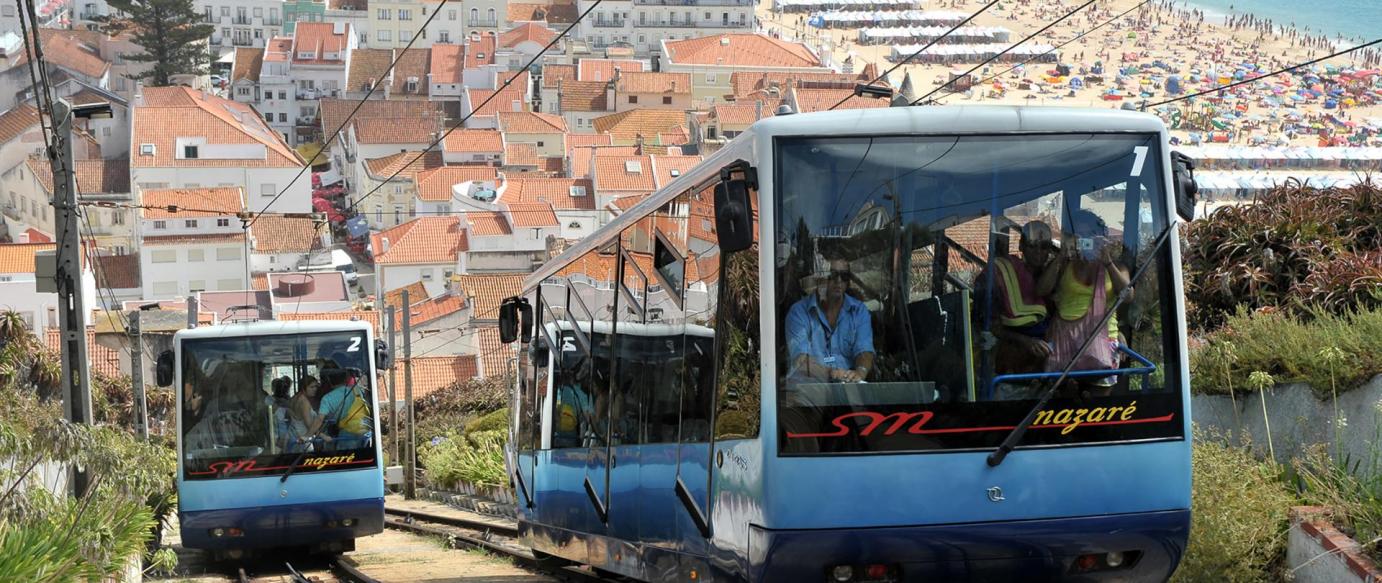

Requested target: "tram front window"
[
  {"left": 181, "top": 332, "right": 376, "bottom": 479},
  {"left": 775, "top": 134, "right": 1184, "bottom": 454}
]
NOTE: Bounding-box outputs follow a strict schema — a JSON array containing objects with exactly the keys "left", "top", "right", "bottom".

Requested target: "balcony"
[
  {"left": 80, "top": 8, "right": 100, "bottom": 20},
  {"left": 642, "top": 19, "right": 747, "bottom": 28},
  {"left": 297, "top": 88, "right": 319, "bottom": 99},
  {"left": 265, "top": 18, "right": 282, "bottom": 26},
  {"left": 232, "top": 16, "right": 251, "bottom": 25},
  {"left": 2, "top": 204, "right": 20, "bottom": 221},
  {"left": 232, "top": 37, "right": 255, "bottom": 46},
  {"left": 467, "top": 18, "right": 498, "bottom": 27},
  {"left": 592, "top": 19, "right": 626, "bottom": 28}
]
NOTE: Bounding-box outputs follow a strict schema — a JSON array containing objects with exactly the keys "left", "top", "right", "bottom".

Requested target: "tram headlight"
[
  {"left": 210, "top": 528, "right": 225, "bottom": 538},
  {"left": 1106, "top": 552, "right": 1125, "bottom": 568},
  {"left": 341, "top": 518, "right": 355, "bottom": 527},
  {"left": 830, "top": 565, "right": 854, "bottom": 582}
]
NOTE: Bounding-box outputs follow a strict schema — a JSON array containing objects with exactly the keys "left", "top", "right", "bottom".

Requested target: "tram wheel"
[{"left": 530, "top": 549, "right": 575, "bottom": 569}]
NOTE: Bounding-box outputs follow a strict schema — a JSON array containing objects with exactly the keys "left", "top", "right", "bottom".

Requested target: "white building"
[
  {"left": 137, "top": 187, "right": 250, "bottom": 300},
  {"left": 197, "top": 0, "right": 286, "bottom": 51},
  {"left": 370, "top": 215, "right": 467, "bottom": 297},
  {"left": 130, "top": 86, "right": 309, "bottom": 215},
  {"left": 573, "top": 0, "right": 755, "bottom": 56},
  {"left": 288, "top": 22, "right": 357, "bottom": 143},
  {"left": 660, "top": 33, "right": 829, "bottom": 103},
  {"left": 248, "top": 215, "right": 327, "bottom": 272},
  {"left": 0, "top": 243, "right": 97, "bottom": 331}
]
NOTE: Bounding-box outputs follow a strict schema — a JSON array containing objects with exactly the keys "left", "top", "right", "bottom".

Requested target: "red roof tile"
[
  {"left": 504, "top": 142, "right": 539, "bottom": 167},
  {"left": 792, "top": 88, "right": 889, "bottom": 113},
  {"left": 292, "top": 22, "right": 351, "bottom": 64},
  {"left": 450, "top": 273, "right": 525, "bottom": 319},
  {"left": 664, "top": 33, "right": 822, "bottom": 68},
  {"left": 382, "top": 281, "right": 428, "bottom": 311},
  {"left": 504, "top": 202, "right": 558, "bottom": 227},
  {"left": 0, "top": 104, "right": 41, "bottom": 145},
  {"left": 391, "top": 355, "right": 479, "bottom": 398},
  {"left": 413, "top": 166, "right": 500, "bottom": 202},
  {"left": 499, "top": 22, "right": 557, "bottom": 48},
  {"left": 44, "top": 328, "right": 122, "bottom": 377},
  {"left": 592, "top": 109, "right": 686, "bottom": 141},
  {"left": 443, "top": 129, "right": 504, "bottom": 153},
  {"left": 371, "top": 217, "right": 467, "bottom": 265},
  {"left": 593, "top": 154, "right": 656, "bottom": 193},
  {"left": 231, "top": 48, "right": 264, "bottom": 83},
  {"left": 504, "top": 177, "right": 594, "bottom": 210},
  {"left": 567, "top": 133, "right": 612, "bottom": 150},
  {"left": 466, "top": 72, "right": 530, "bottom": 117},
  {"left": 251, "top": 216, "right": 324, "bottom": 253},
  {"left": 363, "top": 150, "right": 444, "bottom": 180},
  {"left": 497, "top": 111, "right": 567, "bottom": 133},
  {"left": 320, "top": 99, "right": 444, "bottom": 142},
  {"left": 429, "top": 44, "right": 464, "bottom": 84},
  {"left": 541, "top": 63, "right": 577, "bottom": 89},
  {"left": 141, "top": 187, "right": 244, "bottom": 218},
  {"left": 555, "top": 80, "right": 608, "bottom": 113},
  {"left": 133, "top": 87, "right": 303, "bottom": 168},
  {"left": 617, "top": 72, "right": 690, "bottom": 95},
  {"left": 352, "top": 116, "right": 440, "bottom": 144},
  {"left": 579, "top": 58, "right": 642, "bottom": 82},
  {"left": 94, "top": 253, "right": 140, "bottom": 289},
  {"left": 0, "top": 243, "right": 54, "bottom": 273},
  {"left": 466, "top": 212, "right": 512, "bottom": 236}
]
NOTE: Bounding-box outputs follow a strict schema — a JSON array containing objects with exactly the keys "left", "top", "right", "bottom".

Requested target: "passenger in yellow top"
[{"left": 1036, "top": 210, "right": 1130, "bottom": 395}]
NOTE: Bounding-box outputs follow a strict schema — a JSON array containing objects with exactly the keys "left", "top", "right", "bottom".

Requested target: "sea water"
[{"left": 1179, "top": 0, "right": 1379, "bottom": 45}]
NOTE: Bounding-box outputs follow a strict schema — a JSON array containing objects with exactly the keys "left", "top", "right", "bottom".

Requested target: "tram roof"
[
  {"left": 525, "top": 106, "right": 1166, "bottom": 289},
  {"left": 174, "top": 319, "right": 373, "bottom": 341}
]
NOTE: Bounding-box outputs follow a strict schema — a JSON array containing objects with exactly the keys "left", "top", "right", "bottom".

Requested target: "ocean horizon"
[{"left": 1177, "top": 0, "right": 1378, "bottom": 44}]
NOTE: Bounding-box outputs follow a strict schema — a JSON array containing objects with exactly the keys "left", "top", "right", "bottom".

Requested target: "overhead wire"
[
  {"left": 935, "top": 0, "right": 1154, "bottom": 104},
  {"left": 1144, "top": 37, "right": 1382, "bottom": 109},
  {"left": 825, "top": 0, "right": 1002, "bottom": 111},
  {"left": 912, "top": 0, "right": 1099, "bottom": 106}
]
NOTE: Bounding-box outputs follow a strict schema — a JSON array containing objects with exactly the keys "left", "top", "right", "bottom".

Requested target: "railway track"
[{"left": 382, "top": 506, "right": 611, "bottom": 582}]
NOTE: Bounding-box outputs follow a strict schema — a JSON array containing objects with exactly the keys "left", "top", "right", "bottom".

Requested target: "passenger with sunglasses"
[{"left": 786, "top": 259, "right": 875, "bottom": 383}]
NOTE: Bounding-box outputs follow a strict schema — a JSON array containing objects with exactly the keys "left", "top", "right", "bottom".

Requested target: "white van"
[{"left": 331, "top": 249, "right": 358, "bottom": 284}]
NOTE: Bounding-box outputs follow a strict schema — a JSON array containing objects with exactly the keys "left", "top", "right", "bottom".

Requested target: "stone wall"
[{"left": 1192, "top": 375, "right": 1382, "bottom": 466}]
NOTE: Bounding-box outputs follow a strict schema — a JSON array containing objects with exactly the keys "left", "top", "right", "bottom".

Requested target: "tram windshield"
[
  {"left": 775, "top": 133, "right": 1184, "bottom": 454},
  {"left": 180, "top": 331, "right": 377, "bottom": 479}
]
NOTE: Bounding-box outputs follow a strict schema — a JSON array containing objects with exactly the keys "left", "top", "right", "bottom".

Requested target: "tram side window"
[
  {"left": 544, "top": 279, "right": 588, "bottom": 450},
  {"left": 681, "top": 187, "right": 719, "bottom": 443},
  {"left": 613, "top": 218, "right": 655, "bottom": 446},
  {"left": 713, "top": 181, "right": 761, "bottom": 440},
  {"left": 517, "top": 288, "right": 540, "bottom": 452},
  {"left": 589, "top": 245, "right": 618, "bottom": 447}
]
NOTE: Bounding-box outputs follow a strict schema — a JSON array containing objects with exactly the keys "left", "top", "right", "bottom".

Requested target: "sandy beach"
[{"left": 758, "top": 0, "right": 1382, "bottom": 147}]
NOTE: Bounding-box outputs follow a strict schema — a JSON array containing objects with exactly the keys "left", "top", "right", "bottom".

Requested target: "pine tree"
[{"left": 97, "top": 0, "right": 215, "bottom": 87}]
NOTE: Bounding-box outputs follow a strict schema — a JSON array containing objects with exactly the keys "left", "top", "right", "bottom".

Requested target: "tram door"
[
  {"left": 608, "top": 218, "right": 654, "bottom": 546},
  {"left": 582, "top": 244, "right": 618, "bottom": 529},
  {"left": 514, "top": 288, "right": 545, "bottom": 509},
  {"left": 677, "top": 186, "right": 719, "bottom": 549}
]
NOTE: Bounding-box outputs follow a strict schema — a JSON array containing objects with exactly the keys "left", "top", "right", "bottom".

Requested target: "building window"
[
  {"left": 188, "top": 249, "right": 204, "bottom": 262},
  {"left": 153, "top": 220, "right": 167, "bottom": 229},
  {"left": 217, "top": 218, "right": 230, "bottom": 227},
  {"left": 111, "top": 212, "right": 125, "bottom": 225},
  {"left": 439, "top": 30, "right": 449, "bottom": 42},
  {"left": 663, "top": 96, "right": 673, "bottom": 104},
  {"left": 378, "top": 8, "right": 390, "bottom": 19},
  {"left": 151, "top": 281, "right": 178, "bottom": 296},
  {"left": 151, "top": 250, "right": 176, "bottom": 263},
  {"left": 261, "top": 183, "right": 276, "bottom": 197},
  {"left": 420, "top": 268, "right": 433, "bottom": 281},
  {"left": 398, "top": 8, "right": 410, "bottom": 20},
  {"left": 628, "top": 95, "right": 638, "bottom": 104},
  {"left": 448, "top": 9, "right": 455, "bottom": 20},
  {"left": 279, "top": 113, "right": 287, "bottom": 122},
  {"left": 278, "top": 90, "right": 286, "bottom": 99},
  {"left": 183, "top": 145, "right": 198, "bottom": 158},
  {"left": 217, "top": 278, "right": 241, "bottom": 290},
  {"left": 189, "top": 280, "right": 207, "bottom": 293},
  {"left": 536, "top": 140, "right": 544, "bottom": 147},
  {"left": 220, "top": 6, "right": 229, "bottom": 16},
  {"left": 217, "top": 247, "right": 241, "bottom": 261},
  {"left": 378, "top": 29, "right": 391, "bottom": 41},
  {"left": 184, "top": 219, "right": 198, "bottom": 228}
]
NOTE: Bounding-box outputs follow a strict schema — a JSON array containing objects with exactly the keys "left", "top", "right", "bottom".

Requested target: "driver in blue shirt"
[{"left": 786, "top": 259, "right": 875, "bottom": 383}]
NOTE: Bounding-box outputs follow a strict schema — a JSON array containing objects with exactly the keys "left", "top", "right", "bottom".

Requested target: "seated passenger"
[
  {"left": 976, "top": 220, "right": 1057, "bottom": 377},
  {"left": 315, "top": 368, "right": 371, "bottom": 451},
  {"left": 1036, "top": 210, "right": 1131, "bottom": 395},
  {"left": 785, "top": 259, "right": 875, "bottom": 383}
]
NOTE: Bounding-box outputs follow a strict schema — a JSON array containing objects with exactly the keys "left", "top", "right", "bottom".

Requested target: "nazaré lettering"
[
  {"left": 303, "top": 453, "right": 358, "bottom": 470},
  {"left": 1034, "top": 410, "right": 1056, "bottom": 426}
]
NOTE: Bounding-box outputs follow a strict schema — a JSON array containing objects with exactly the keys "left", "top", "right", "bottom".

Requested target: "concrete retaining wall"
[
  {"left": 1192, "top": 375, "right": 1382, "bottom": 466},
  {"left": 1288, "top": 506, "right": 1382, "bottom": 583}
]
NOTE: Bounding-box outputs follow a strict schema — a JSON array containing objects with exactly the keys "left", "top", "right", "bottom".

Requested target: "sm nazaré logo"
[
  {"left": 786, "top": 401, "right": 1172, "bottom": 439},
  {"left": 197, "top": 453, "right": 370, "bottom": 477}
]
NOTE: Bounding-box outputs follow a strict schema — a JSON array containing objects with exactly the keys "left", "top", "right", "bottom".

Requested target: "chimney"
[
  {"left": 555, "top": 77, "right": 563, "bottom": 115},
  {"left": 755, "top": 99, "right": 762, "bottom": 121},
  {"left": 380, "top": 236, "right": 390, "bottom": 254}
]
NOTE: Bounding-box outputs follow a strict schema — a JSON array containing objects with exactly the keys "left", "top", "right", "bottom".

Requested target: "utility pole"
[
  {"left": 187, "top": 295, "right": 199, "bottom": 329},
  {"left": 401, "top": 289, "right": 416, "bottom": 499},
  {"left": 128, "top": 310, "right": 148, "bottom": 440},
  {"left": 50, "top": 99, "right": 98, "bottom": 497},
  {"left": 386, "top": 305, "right": 399, "bottom": 465}
]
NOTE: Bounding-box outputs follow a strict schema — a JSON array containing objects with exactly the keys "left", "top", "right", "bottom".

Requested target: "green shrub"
[
  {"left": 1175, "top": 433, "right": 1295, "bottom": 583},
  {"left": 1183, "top": 180, "right": 1381, "bottom": 331},
  {"left": 464, "top": 407, "right": 509, "bottom": 436},
  {"left": 1296, "top": 444, "right": 1382, "bottom": 558},
  {"left": 419, "top": 430, "right": 508, "bottom": 490},
  {"left": 1190, "top": 306, "right": 1382, "bottom": 395}
]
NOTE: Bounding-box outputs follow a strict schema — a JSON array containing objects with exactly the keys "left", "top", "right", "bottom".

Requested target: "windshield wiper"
[{"left": 986, "top": 222, "right": 1177, "bottom": 467}]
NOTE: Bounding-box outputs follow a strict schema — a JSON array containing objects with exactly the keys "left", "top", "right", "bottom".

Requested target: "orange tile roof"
[
  {"left": 386, "top": 48, "right": 433, "bottom": 96},
  {"left": 251, "top": 216, "right": 323, "bottom": 253},
  {"left": 264, "top": 36, "right": 294, "bottom": 61},
  {"left": 0, "top": 104, "right": 41, "bottom": 145},
  {"left": 504, "top": 202, "right": 559, "bottom": 227},
  {"left": 498, "top": 111, "right": 567, "bottom": 134},
  {"left": 579, "top": 59, "right": 643, "bottom": 82},
  {"left": 44, "top": 328, "right": 122, "bottom": 378},
  {"left": 450, "top": 273, "right": 525, "bottom": 320},
  {"left": 792, "top": 88, "right": 889, "bottom": 113},
  {"left": 541, "top": 63, "right": 577, "bottom": 89},
  {"left": 413, "top": 166, "right": 500, "bottom": 202},
  {"left": 508, "top": 3, "right": 552, "bottom": 22},
  {"left": 391, "top": 355, "right": 479, "bottom": 398},
  {"left": 652, "top": 155, "right": 702, "bottom": 187},
  {"left": 466, "top": 212, "right": 512, "bottom": 236},
  {"left": 477, "top": 327, "right": 508, "bottom": 377},
  {"left": 464, "top": 35, "right": 497, "bottom": 69},
  {"left": 141, "top": 187, "right": 245, "bottom": 218},
  {"left": 406, "top": 291, "right": 467, "bottom": 326},
  {"left": 567, "top": 133, "right": 612, "bottom": 150},
  {"left": 658, "top": 128, "right": 691, "bottom": 146},
  {"left": 611, "top": 194, "right": 647, "bottom": 211},
  {"left": 540, "top": 157, "right": 565, "bottom": 175},
  {"left": 132, "top": 87, "right": 303, "bottom": 168},
  {"left": 26, "top": 156, "right": 129, "bottom": 195},
  {"left": 94, "top": 253, "right": 140, "bottom": 289},
  {"left": 251, "top": 273, "right": 269, "bottom": 290},
  {"left": 593, "top": 154, "right": 656, "bottom": 193},
  {"left": 499, "top": 22, "right": 557, "bottom": 48},
  {"left": 320, "top": 99, "right": 444, "bottom": 142},
  {"left": 556, "top": 80, "right": 608, "bottom": 113},
  {"left": 617, "top": 72, "right": 690, "bottom": 95},
  {"left": 729, "top": 70, "right": 869, "bottom": 98},
  {"left": 664, "top": 33, "right": 822, "bottom": 68},
  {"left": 353, "top": 116, "right": 440, "bottom": 144},
  {"left": 363, "top": 150, "right": 444, "bottom": 180},
  {"left": 443, "top": 129, "right": 504, "bottom": 153},
  {"left": 231, "top": 48, "right": 264, "bottom": 83},
  {"left": 292, "top": 22, "right": 350, "bottom": 64},
  {"left": 592, "top": 109, "right": 686, "bottom": 141},
  {"left": 429, "top": 44, "right": 464, "bottom": 84},
  {"left": 346, "top": 48, "right": 393, "bottom": 91},
  {"left": 0, "top": 243, "right": 54, "bottom": 273},
  {"left": 466, "top": 72, "right": 530, "bottom": 117},
  {"left": 142, "top": 233, "right": 246, "bottom": 246},
  {"left": 504, "top": 142, "right": 539, "bottom": 167},
  {"left": 372, "top": 217, "right": 467, "bottom": 265},
  {"left": 712, "top": 103, "right": 772, "bottom": 126},
  {"left": 570, "top": 145, "right": 638, "bottom": 179},
  {"left": 505, "top": 177, "right": 594, "bottom": 211},
  {"left": 382, "top": 281, "right": 429, "bottom": 311},
  {"left": 279, "top": 310, "right": 382, "bottom": 334},
  {"left": 16, "top": 29, "right": 110, "bottom": 79}
]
